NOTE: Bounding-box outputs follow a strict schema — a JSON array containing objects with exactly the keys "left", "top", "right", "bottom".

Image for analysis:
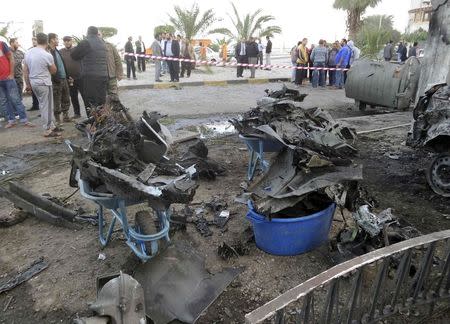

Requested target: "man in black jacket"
[
  {"left": 135, "top": 36, "right": 146, "bottom": 72},
  {"left": 164, "top": 34, "right": 180, "bottom": 82},
  {"left": 71, "top": 26, "right": 108, "bottom": 111},
  {"left": 125, "top": 36, "right": 137, "bottom": 79},
  {"left": 246, "top": 37, "right": 259, "bottom": 78},
  {"left": 235, "top": 38, "right": 248, "bottom": 78},
  {"left": 48, "top": 33, "right": 72, "bottom": 123}
]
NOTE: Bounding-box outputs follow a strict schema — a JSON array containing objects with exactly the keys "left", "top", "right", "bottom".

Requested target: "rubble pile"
[
  {"left": 70, "top": 96, "right": 198, "bottom": 209},
  {"left": 231, "top": 85, "right": 362, "bottom": 216}
]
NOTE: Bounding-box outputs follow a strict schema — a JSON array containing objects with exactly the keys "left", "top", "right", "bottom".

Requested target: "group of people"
[
  {"left": 0, "top": 25, "right": 123, "bottom": 137},
  {"left": 234, "top": 36, "right": 273, "bottom": 78},
  {"left": 125, "top": 33, "right": 197, "bottom": 83},
  {"left": 290, "top": 38, "right": 359, "bottom": 89},
  {"left": 383, "top": 40, "right": 419, "bottom": 62}
]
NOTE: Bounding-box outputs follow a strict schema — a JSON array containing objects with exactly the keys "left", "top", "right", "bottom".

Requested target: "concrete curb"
[{"left": 119, "top": 77, "right": 290, "bottom": 90}]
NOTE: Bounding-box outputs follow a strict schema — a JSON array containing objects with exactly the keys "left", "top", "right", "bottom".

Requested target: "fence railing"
[{"left": 245, "top": 229, "right": 450, "bottom": 324}]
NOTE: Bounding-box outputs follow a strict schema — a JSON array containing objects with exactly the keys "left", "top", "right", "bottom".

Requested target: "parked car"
[{"left": 193, "top": 46, "right": 220, "bottom": 62}]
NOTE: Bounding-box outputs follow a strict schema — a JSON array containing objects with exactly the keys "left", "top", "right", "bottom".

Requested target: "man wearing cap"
[
  {"left": 60, "top": 36, "right": 82, "bottom": 118},
  {"left": 71, "top": 26, "right": 108, "bottom": 112}
]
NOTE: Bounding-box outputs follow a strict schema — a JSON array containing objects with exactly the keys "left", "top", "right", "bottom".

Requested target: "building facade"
[{"left": 406, "top": 0, "right": 433, "bottom": 33}]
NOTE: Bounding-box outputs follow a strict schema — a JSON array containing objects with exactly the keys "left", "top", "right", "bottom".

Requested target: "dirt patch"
[{"left": 1, "top": 113, "right": 449, "bottom": 323}]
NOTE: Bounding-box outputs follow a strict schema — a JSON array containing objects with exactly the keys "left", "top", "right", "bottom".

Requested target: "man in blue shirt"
[
  {"left": 334, "top": 39, "right": 351, "bottom": 89},
  {"left": 48, "top": 33, "right": 71, "bottom": 123}
]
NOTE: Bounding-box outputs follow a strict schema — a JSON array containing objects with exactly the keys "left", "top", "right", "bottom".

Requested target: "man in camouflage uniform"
[
  {"left": 9, "top": 38, "right": 24, "bottom": 98},
  {"left": 105, "top": 41, "right": 123, "bottom": 96}
]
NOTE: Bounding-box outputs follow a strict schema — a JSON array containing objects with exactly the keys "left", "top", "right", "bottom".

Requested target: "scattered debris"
[
  {"left": 178, "top": 140, "right": 226, "bottom": 180},
  {"left": 0, "top": 210, "right": 28, "bottom": 228},
  {"left": 134, "top": 241, "right": 242, "bottom": 324},
  {"left": 73, "top": 272, "right": 146, "bottom": 324},
  {"left": 0, "top": 257, "right": 48, "bottom": 294},
  {"left": 231, "top": 85, "right": 361, "bottom": 216},
  {"left": 353, "top": 205, "right": 393, "bottom": 237},
  {"left": 98, "top": 253, "right": 106, "bottom": 261},
  {"left": 0, "top": 182, "right": 80, "bottom": 229},
  {"left": 218, "top": 240, "right": 250, "bottom": 260}
]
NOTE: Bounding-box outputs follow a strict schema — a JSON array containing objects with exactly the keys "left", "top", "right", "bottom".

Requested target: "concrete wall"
[{"left": 417, "top": 0, "right": 450, "bottom": 99}]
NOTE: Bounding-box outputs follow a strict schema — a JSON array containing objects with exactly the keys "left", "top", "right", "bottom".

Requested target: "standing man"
[
  {"left": 27, "top": 37, "right": 40, "bottom": 111},
  {"left": 383, "top": 40, "right": 394, "bottom": 61},
  {"left": 23, "top": 33, "right": 59, "bottom": 136},
  {"left": 235, "top": 38, "right": 248, "bottom": 78},
  {"left": 398, "top": 42, "right": 407, "bottom": 63},
  {"left": 408, "top": 42, "right": 418, "bottom": 57},
  {"left": 327, "top": 41, "right": 339, "bottom": 86},
  {"left": 160, "top": 32, "right": 168, "bottom": 75},
  {"left": 60, "top": 36, "right": 82, "bottom": 118},
  {"left": 105, "top": 41, "right": 123, "bottom": 96},
  {"left": 246, "top": 37, "right": 259, "bottom": 78},
  {"left": 257, "top": 38, "right": 264, "bottom": 68},
  {"left": 180, "top": 38, "right": 195, "bottom": 78},
  {"left": 221, "top": 42, "right": 228, "bottom": 63},
  {"left": 265, "top": 36, "right": 272, "bottom": 69},
  {"left": 135, "top": 36, "right": 146, "bottom": 72},
  {"left": 151, "top": 34, "right": 163, "bottom": 82},
  {"left": 334, "top": 39, "right": 351, "bottom": 89},
  {"left": 48, "top": 33, "right": 72, "bottom": 123},
  {"left": 164, "top": 34, "right": 180, "bottom": 82},
  {"left": 310, "top": 39, "right": 328, "bottom": 88},
  {"left": 71, "top": 26, "right": 108, "bottom": 111},
  {"left": 124, "top": 36, "right": 137, "bottom": 80},
  {"left": 0, "top": 39, "right": 32, "bottom": 128},
  {"left": 9, "top": 38, "right": 24, "bottom": 98},
  {"left": 295, "top": 38, "right": 308, "bottom": 86}
]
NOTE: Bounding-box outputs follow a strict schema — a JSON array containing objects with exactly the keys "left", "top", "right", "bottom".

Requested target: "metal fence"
[{"left": 245, "top": 229, "right": 450, "bottom": 324}]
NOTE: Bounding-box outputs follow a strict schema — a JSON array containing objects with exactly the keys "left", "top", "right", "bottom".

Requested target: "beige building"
[{"left": 406, "top": 0, "right": 433, "bottom": 33}]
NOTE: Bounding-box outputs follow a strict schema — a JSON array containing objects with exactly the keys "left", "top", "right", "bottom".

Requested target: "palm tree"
[
  {"left": 0, "top": 22, "right": 11, "bottom": 38},
  {"left": 333, "top": 0, "right": 382, "bottom": 40},
  {"left": 210, "top": 37, "right": 232, "bottom": 52},
  {"left": 209, "top": 2, "right": 281, "bottom": 41},
  {"left": 356, "top": 15, "right": 401, "bottom": 58},
  {"left": 168, "top": 3, "right": 217, "bottom": 40}
]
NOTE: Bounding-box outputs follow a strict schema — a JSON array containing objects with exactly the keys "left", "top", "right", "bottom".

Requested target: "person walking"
[
  {"left": 295, "top": 38, "right": 308, "bottom": 86},
  {"left": 180, "top": 38, "right": 195, "bottom": 78},
  {"left": 408, "top": 42, "right": 418, "bottom": 57},
  {"left": 164, "top": 34, "right": 180, "bottom": 82},
  {"left": 265, "top": 36, "right": 272, "bottom": 69},
  {"left": 48, "top": 33, "right": 72, "bottom": 123},
  {"left": 327, "top": 41, "right": 339, "bottom": 86},
  {"left": 235, "top": 38, "right": 248, "bottom": 78},
  {"left": 257, "top": 38, "right": 264, "bottom": 68},
  {"left": 124, "top": 36, "right": 137, "bottom": 80},
  {"left": 151, "top": 34, "right": 163, "bottom": 82},
  {"left": 246, "top": 37, "right": 259, "bottom": 78},
  {"left": 105, "top": 41, "right": 123, "bottom": 96},
  {"left": 0, "top": 39, "right": 33, "bottom": 129},
  {"left": 60, "top": 36, "right": 83, "bottom": 118},
  {"left": 71, "top": 26, "right": 108, "bottom": 111},
  {"left": 383, "top": 40, "right": 395, "bottom": 61},
  {"left": 135, "top": 36, "right": 146, "bottom": 72},
  {"left": 23, "top": 33, "right": 59, "bottom": 136},
  {"left": 310, "top": 39, "right": 328, "bottom": 88},
  {"left": 334, "top": 39, "right": 351, "bottom": 89}
]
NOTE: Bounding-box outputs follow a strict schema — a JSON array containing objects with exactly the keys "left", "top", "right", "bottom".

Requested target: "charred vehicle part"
[
  {"left": 345, "top": 57, "right": 421, "bottom": 111},
  {"left": 68, "top": 96, "right": 198, "bottom": 261}
]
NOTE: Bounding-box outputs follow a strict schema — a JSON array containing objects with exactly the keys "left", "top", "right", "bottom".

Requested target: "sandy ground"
[{"left": 0, "top": 84, "right": 449, "bottom": 323}]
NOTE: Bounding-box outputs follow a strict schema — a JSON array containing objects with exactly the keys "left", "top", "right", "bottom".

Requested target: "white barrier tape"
[{"left": 124, "top": 53, "right": 350, "bottom": 71}]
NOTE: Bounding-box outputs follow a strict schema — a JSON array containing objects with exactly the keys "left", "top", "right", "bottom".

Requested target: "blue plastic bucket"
[{"left": 246, "top": 202, "right": 336, "bottom": 256}]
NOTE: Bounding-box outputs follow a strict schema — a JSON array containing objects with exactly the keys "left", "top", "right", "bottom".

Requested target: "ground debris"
[{"left": 0, "top": 257, "right": 48, "bottom": 294}]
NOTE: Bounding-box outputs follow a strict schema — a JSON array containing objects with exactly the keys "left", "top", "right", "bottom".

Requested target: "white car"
[{"left": 193, "top": 46, "right": 221, "bottom": 62}]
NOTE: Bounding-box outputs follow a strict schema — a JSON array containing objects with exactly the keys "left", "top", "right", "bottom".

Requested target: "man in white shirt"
[
  {"left": 23, "top": 33, "right": 60, "bottom": 137},
  {"left": 257, "top": 39, "right": 264, "bottom": 68}
]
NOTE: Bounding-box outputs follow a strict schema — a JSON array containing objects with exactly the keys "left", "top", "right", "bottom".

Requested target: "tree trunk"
[{"left": 347, "top": 9, "right": 362, "bottom": 41}]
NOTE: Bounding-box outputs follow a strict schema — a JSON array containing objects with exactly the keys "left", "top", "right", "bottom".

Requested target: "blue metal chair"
[
  {"left": 239, "top": 134, "right": 285, "bottom": 181},
  {"left": 77, "top": 173, "right": 170, "bottom": 262}
]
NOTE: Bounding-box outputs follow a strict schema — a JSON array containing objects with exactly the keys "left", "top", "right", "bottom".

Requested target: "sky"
[{"left": 1, "top": 0, "right": 411, "bottom": 50}]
